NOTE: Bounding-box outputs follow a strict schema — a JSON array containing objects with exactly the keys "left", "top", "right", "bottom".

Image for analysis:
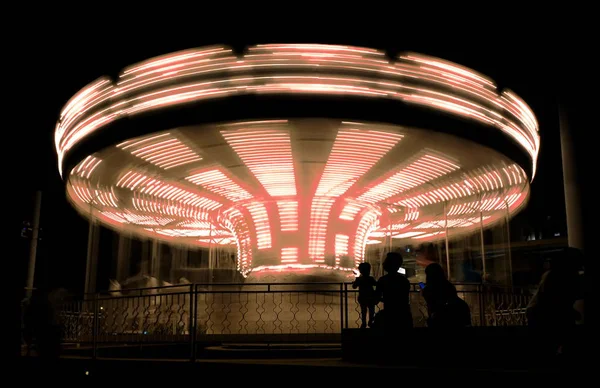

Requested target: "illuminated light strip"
[
  {"left": 244, "top": 202, "right": 271, "bottom": 250},
  {"left": 186, "top": 169, "right": 253, "bottom": 201},
  {"left": 121, "top": 46, "right": 228, "bottom": 77},
  {"left": 394, "top": 164, "right": 526, "bottom": 209},
  {"left": 221, "top": 127, "right": 296, "bottom": 196},
  {"left": 176, "top": 220, "right": 213, "bottom": 229},
  {"left": 405, "top": 210, "right": 420, "bottom": 222},
  {"left": 56, "top": 45, "right": 539, "bottom": 180},
  {"left": 118, "top": 133, "right": 202, "bottom": 170},
  {"left": 251, "top": 44, "right": 386, "bottom": 56},
  {"left": 315, "top": 127, "right": 403, "bottom": 197},
  {"left": 392, "top": 231, "right": 425, "bottom": 239},
  {"left": 276, "top": 201, "right": 298, "bottom": 231},
  {"left": 125, "top": 215, "right": 174, "bottom": 226},
  {"left": 74, "top": 156, "right": 102, "bottom": 179},
  {"left": 413, "top": 217, "right": 491, "bottom": 229},
  {"left": 447, "top": 193, "right": 523, "bottom": 216},
  {"left": 335, "top": 234, "right": 349, "bottom": 265},
  {"left": 71, "top": 182, "right": 119, "bottom": 208},
  {"left": 153, "top": 228, "right": 223, "bottom": 237},
  {"left": 339, "top": 203, "right": 365, "bottom": 221},
  {"left": 56, "top": 78, "right": 114, "bottom": 151},
  {"left": 413, "top": 232, "right": 445, "bottom": 240},
  {"left": 357, "top": 153, "right": 460, "bottom": 203},
  {"left": 366, "top": 239, "right": 382, "bottom": 245},
  {"left": 93, "top": 189, "right": 119, "bottom": 207},
  {"left": 117, "top": 171, "right": 160, "bottom": 190},
  {"left": 250, "top": 263, "right": 354, "bottom": 273},
  {"left": 72, "top": 184, "right": 93, "bottom": 204},
  {"left": 354, "top": 210, "right": 380, "bottom": 265},
  {"left": 402, "top": 53, "right": 495, "bottom": 88},
  {"left": 281, "top": 247, "right": 299, "bottom": 263},
  {"left": 308, "top": 198, "right": 336, "bottom": 261},
  {"left": 139, "top": 182, "right": 222, "bottom": 211},
  {"left": 222, "top": 208, "right": 252, "bottom": 274},
  {"left": 132, "top": 196, "right": 211, "bottom": 220},
  {"left": 100, "top": 211, "right": 127, "bottom": 224}
]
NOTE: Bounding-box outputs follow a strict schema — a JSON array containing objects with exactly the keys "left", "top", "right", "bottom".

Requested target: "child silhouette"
[{"left": 352, "top": 262, "right": 377, "bottom": 328}]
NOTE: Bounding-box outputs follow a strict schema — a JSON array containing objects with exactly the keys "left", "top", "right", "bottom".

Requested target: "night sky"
[{"left": 15, "top": 26, "right": 584, "bottom": 294}]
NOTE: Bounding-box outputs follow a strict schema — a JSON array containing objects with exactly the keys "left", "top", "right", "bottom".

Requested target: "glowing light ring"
[
  {"left": 65, "top": 120, "right": 531, "bottom": 275},
  {"left": 55, "top": 44, "right": 539, "bottom": 178},
  {"left": 58, "top": 44, "right": 537, "bottom": 277}
]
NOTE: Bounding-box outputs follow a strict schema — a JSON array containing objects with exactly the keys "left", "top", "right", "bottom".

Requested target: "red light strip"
[
  {"left": 447, "top": 193, "right": 523, "bottom": 216},
  {"left": 281, "top": 247, "right": 298, "bottom": 263},
  {"left": 118, "top": 133, "right": 202, "bottom": 170},
  {"left": 117, "top": 171, "right": 159, "bottom": 190},
  {"left": 354, "top": 210, "right": 380, "bottom": 266},
  {"left": 357, "top": 153, "right": 460, "bottom": 203},
  {"left": 394, "top": 164, "right": 525, "bottom": 209},
  {"left": 221, "top": 126, "right": 297, "bottom": 197},
  {"left": 132, "top": 196, "right": 210, "bottom": 220},
  {"left": 404, "top": 209, "right": 420, "bottom": 222},
  {"left": 139, "top": 182, "right": 222, "bottom": 211},
  {"left": 74, "top": 155, "right": 102, "bottom": 179},
  {"left": 277, "top": 201, "right": 298, "bottom": 231},
  {"left": 315, "top": 126, "right": 403, "bottom": 197},
  {"left": 186, "top": 169, "right": 253, "bottom": 201},
  {"left": 335, "top": 234, "right": 349, "bottom": 266},
  {"left": 244, "top": 202, "right": 272, "bottom": 250},
  {"left": 222, "top": 208, "right": 252, "bottom": 274},
  {"left": 308, "top": 197, "right": 336, "bottom": 262},
  {"left": 339, "top": 202, "right": 365, "bottom": 221}
]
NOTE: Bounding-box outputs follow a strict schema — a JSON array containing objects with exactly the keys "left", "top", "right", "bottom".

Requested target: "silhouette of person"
[
  {"left": 422, "top": 263, "right": 471, "bottom": 328},
  {"left": 527, "top": 248, "right": 581, "bottom": 356},
  {"left": 24, "top": 288, "right": 63, "bottom": 359},
  {"left": 375, "top": 252, "right": 412, "bottom": 330},
  {"left": 352, "top": 262, "right": 377, "bottom": 328}
]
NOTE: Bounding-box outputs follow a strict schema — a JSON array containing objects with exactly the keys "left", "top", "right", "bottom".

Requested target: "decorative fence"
[{"left": 55, "top": 282, "right": 531, "bottom": 348}]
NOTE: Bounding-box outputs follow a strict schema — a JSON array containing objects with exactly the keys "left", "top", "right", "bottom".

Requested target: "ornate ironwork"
[{"left": 48, "top": 282, "right": 531, "bottom": 346}]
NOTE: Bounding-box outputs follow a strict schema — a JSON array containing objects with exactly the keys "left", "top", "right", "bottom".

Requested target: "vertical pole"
[
  {"left": 559, "top": 106, "right": 584, "bottom": 251},
  {"left": 84, "top": 203, "right": 97, "bottom": 296},
  {"left": 387, "top": 215, "right": 392, "bottom": 253},
  {"left": 344, "top": 283, "right": 349, "bottom": 329},
  {"left": 478, "top": 283, "right": 485, "bottom": 326},
  {"left": 208, "top": 221, "right": 213, "bottom": 286},
  {"left": 92, "top": 293, "right": 98, "bottom": 360},
  {"left": 505, "top": 201, "right": 513, "bottom": 287},
  {"left": 189, "top": 284, "right": 196, "bottom": 362},
  {"left": 339, "top": 283, "right": 344, "bottom": 332},
  {"left": 444, "top": 202, "right": 450, "bottom": 280},
  {"left": 116, "top": 234, "right": 130, "bottom": 282},
  {"left": 26, "top": 191, "right": 42, "bottom": 298},
  {"left": 480, "top": 210, "right": 487, "bottom": 280}
]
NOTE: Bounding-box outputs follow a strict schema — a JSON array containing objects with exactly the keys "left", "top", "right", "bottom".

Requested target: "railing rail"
[{"left": 26, "top": 282, "right": 532, "bottom": 359}]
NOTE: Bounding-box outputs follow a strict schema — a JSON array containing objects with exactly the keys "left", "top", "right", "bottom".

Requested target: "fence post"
[
  {"left": 344, "top": 283, "right": 349, "bottom": 329},
  {"left": 339, "top": 283, "right": 344, "bottom": 333},
  {"left": 92, "top": 293, "right": 98, "bottom": 360},
  {"left": 189, "top": 284, "right": 196, "bottom": 362},
  {"left": 478, "top": 283, "right": 485, "bottom": 326}
]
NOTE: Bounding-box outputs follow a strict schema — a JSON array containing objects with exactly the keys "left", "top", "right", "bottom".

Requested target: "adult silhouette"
[{"left": 374, "top": 252, "right": 412, "bottom": 330}]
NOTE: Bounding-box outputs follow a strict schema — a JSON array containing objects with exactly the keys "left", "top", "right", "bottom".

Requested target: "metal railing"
[{"left": 53, "top": 282, "right": 531, "bottom": 350}]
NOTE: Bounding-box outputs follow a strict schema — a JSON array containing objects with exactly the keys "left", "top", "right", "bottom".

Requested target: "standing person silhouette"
[
  {"left": 375, "top": 252, "right": 412, "bottom": 330},
  {"left": 352, "top": 262, "right": 377, "bottom": 328},
  {"left": 422, "top": 263, "right": 471, "bottom": 328}
]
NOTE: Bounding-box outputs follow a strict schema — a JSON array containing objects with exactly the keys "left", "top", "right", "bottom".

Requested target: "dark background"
[{"left": 14, "top": 24, "right": 587, "bottom": 294}]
